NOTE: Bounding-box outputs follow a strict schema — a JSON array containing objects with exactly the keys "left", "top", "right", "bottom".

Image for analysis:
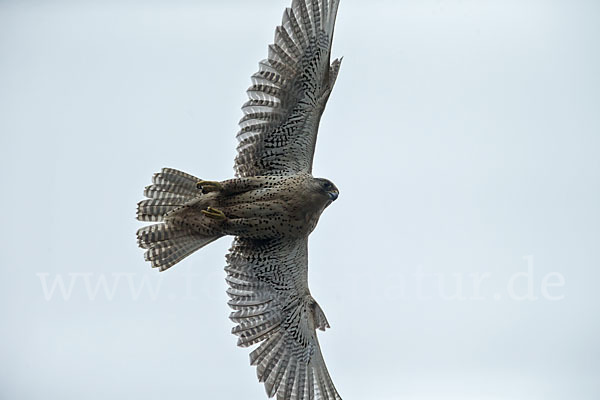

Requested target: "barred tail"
[
  {"left": 136, "top": 168, "right": 221, "bottom": 271},
  {"left": 136, "top": 167, "right": 201, "bottom": 222}
]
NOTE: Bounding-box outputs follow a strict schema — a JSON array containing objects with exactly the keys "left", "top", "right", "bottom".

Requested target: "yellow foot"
[
  {"left": 196, "top": 180, "right": 223, "bottom": 194},
  {"left": 201, "top": 206, "right": 226, "bottom": 221}
]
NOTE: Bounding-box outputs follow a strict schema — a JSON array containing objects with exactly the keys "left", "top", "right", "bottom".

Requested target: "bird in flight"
[{"left": 136, "top": 0, "right": 343, "bottom": 398}]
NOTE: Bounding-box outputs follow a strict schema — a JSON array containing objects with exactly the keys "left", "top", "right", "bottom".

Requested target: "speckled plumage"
[{"left": 136, "top": 1, "right": 343, "bottom": 399}]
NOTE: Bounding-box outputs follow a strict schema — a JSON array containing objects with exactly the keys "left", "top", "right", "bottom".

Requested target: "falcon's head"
[{"left": 314, "top": 178, "right": 339, "bottom": 202}]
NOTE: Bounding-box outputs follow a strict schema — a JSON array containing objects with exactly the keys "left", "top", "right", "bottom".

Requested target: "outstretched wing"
[
  {"left": 226, "top": 237, "right": 342, "bottom": 400},
  {"left": 235, "top": 0, "right": 342, "bottom": 177}
]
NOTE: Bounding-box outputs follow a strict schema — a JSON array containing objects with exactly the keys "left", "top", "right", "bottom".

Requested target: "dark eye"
[{"left": 323, "top": 182, "right": 332, "bottom": 189}]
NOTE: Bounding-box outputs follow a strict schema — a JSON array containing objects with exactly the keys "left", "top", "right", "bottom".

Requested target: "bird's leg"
[
  {"left": 201, "top": 206, "right": 227, "bottom": 221},
  {"left": 196, "top": 180, "right": 223, "bottom": 194},
  {"left": 202, "top": 177, "right": 267, "bottom": 196},
  {"left": 197, "top": 177, "right": 265, "bottom": 195}
]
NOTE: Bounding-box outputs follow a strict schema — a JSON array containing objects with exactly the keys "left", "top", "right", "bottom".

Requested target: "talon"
[
  {"left": 201, "top": 206, "right": 227, "bottom": 221},
  {"left": 197, "top": 180, "right": 223, "bottom": 194}
]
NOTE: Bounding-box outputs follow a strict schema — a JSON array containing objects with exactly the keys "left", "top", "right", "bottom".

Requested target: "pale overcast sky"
[{"left": 1, "top": 1, "right": 599, "bottom": 399}]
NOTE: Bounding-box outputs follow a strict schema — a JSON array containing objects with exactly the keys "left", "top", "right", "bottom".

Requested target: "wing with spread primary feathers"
[
  {"left": 235, "top": 0, "right": 342, "bottom": 177},
  {"left": 226, "top": 237, "right": 342, "bottom": 400}
]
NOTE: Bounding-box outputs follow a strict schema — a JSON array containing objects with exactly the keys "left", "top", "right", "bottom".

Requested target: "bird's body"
[
  {"left": 155, "top": 173, "right": 338, "bottom": 241},
  {"left": 136, "top": 1, "right": 344, "bottom": 398},
  {"left": 216, "top": 174, "right": 337, "bottom": 239}
]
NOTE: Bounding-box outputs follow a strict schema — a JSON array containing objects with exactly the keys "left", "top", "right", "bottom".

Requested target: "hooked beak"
[{"left": 328, "top": 191, "right": 339, "bottom": 201}]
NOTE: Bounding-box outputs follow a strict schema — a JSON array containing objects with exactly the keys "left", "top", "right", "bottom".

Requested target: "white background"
[{"left": 1, "top": 0, "right": 599, "bottom": 399}]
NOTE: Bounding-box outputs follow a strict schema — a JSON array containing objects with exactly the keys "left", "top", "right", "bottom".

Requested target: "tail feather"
[
  {"left": 137, "top": 223, "right": 195, "bottom": 247},
  {"left": 151, "top": 168, "right": 199, "bottom": 195},
  {"left": 142, "top": 236, "right": 201, "bottom": 261},
  {"left": 145, "top": 234, "right": 218, "bottom": 271},
  {"left": 158, "top": 167, "right": 200, "bottom": 184},
  {"left": 137, "top": 199, "right": 186, "bottom": 222},
  {"left": 143, "top": 185, "right": 190, "bottom": 200},
  {"left": 136, "top": 168, "right": 222, "bottom": 271}
]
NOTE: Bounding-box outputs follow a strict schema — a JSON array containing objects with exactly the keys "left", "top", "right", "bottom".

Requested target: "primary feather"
[{"left": 235, "top": 0, "right": 342, "bottom": 178}]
